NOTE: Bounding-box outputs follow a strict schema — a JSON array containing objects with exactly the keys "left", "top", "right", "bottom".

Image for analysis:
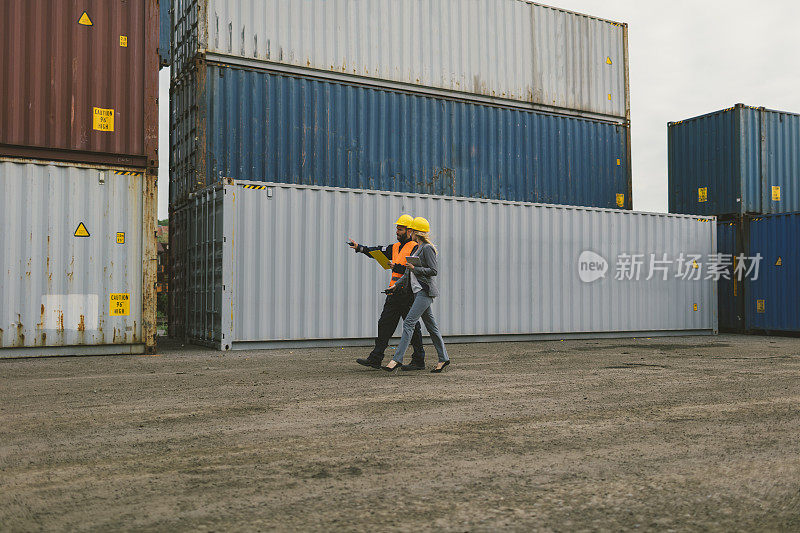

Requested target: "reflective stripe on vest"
[{"left": 389, "top": 240, "right": 418, "bottom": 287}]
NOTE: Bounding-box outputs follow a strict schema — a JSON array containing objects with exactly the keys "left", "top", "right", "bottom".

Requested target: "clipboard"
[
  {"left": 405, "top": 256, "right": 422, "bottom": 267},
  {"left": 369, "top": 250, "right": 392, "bottom": 270}
]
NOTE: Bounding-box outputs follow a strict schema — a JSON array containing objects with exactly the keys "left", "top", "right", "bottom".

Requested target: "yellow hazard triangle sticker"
[
  {"left": 78, "top": 11, "right": 93, "bottom": 26},
  {"left": 74, "top": 222, "right": 90, "bottom": 237},
  {"left": 776, "top": 257, "right": 782, "bottom": 266}
]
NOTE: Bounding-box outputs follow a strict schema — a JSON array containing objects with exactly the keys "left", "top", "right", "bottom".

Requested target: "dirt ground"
[{"left": 1, "top": 334, "right": 799, "bottom": 532}]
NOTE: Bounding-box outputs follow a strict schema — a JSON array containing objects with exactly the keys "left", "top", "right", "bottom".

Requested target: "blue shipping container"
[
  {"left": 668, "top": 104, "right": 800, "bottom": 216},
  {"left": 745, "top": 213, "right": 800, "bottom": 333},
  {"left": 716, "top": 219, "right": 746, "bottom": 331},
  {"left": 170, "top": 61, "right": 631, "bottom": 209}
]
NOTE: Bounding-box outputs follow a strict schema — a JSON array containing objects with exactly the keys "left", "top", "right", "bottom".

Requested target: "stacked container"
[
  {"left": 168, "top": 1, "right": 719, "bottom": 348},
  {"left": 0, "top": 0, "right": 161, "bottom": 356},
  {"left": 169, "top": 0, "right": 632, "bottom": 210},
  {"left": 669, "top": 104, "right": 800, "bottom": 334}
]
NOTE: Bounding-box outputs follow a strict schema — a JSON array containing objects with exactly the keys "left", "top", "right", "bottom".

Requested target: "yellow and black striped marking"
[
  {"left": 115, "top": 171, "right": 144, "bottom": 176},
  {"left": 242, "top": 184, "right": 268, "bottom": 190}
]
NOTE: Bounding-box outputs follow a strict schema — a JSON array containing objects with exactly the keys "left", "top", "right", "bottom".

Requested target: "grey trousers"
[{"left": 392, "top": 292, "right": 449, "bottom": 364}]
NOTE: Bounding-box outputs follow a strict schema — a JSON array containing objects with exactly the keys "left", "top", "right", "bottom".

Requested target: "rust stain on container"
[{"left": 0, "top": 0, "right": 160, "bottom": 169}]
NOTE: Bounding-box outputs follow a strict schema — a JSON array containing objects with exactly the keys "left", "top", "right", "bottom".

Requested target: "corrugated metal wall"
[
  {"left": 745, "top": 213, "right": 800, "bottom": 333},
  {"left": 0, "top": 0, "right": 160, "bottom": 168},
  {"left": 175, "top": 181, "right": 716, "bottom": 349},
  {"left": 669, "top": 105, "right": 800, "bottom": 216},
  {"left": 764, "top": 111, "right": 800, "bottom": 214},
  {"left": 0, "top": 161, "right": 145, "bottom": 356},
  {"left": 170, "top": 62, "right": 631, "bottom": 210},
  {"left": 171, "top": 0, "right": 628, "bottom": 120}
]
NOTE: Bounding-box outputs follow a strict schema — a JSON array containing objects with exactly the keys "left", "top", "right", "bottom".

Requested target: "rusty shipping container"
[
  {"left": 0, "top": 160, "right": 158, "bottom": 357},
  {"left": 0, "top": 0, "right": 160, "bottom": 169}
]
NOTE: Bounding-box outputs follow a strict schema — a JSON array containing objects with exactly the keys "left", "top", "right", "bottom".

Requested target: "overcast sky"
[{"left": 157, "top": 0, "right": 800, "bottom": 219}]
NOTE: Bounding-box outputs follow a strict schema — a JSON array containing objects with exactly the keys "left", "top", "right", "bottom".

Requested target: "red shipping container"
[{"left": 0, "top": 0, "right": 159, "bottom": 169}]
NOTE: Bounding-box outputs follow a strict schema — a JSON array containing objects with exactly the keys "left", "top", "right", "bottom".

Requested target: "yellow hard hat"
[
  {"left": 395, "top": 214, "right": 414, "bottom": 227},
  {"left": 410, "top": 216, "right": 430, "bottom": 233}
]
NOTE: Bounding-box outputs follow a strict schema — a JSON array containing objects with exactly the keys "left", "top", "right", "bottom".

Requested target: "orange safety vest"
[{"left": 389, "top": 240, "right": 418, "bottom": 287}]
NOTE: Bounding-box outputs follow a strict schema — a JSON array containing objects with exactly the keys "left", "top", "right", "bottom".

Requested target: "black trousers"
[{"left": 369, "top": 292, "right": 425, "bottom": 361}]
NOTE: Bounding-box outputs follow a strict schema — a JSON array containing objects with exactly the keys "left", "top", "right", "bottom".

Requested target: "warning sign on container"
[
  {"left": 110, "top": 293, "right": 130, "bottom": 316},
  {"left": 756, "top": 299, "right": 765, "bottom": 313},
  {"left": 74, "top": 222, "right": 90, "bottom": 237},
  {"left": 93, "top": 107, "right": 115, "bottom": 132},
  {"left": 776, "top": 257, "right": 782, "bottom": 266},
  {"left": 120, "top": 36, "right": 128, "bottom": 47},
  {"left": 116, "top": 232, "right": 125, "bottom": 244},
  {"left": 78, "top": 11, "right": 93, "bottom": 26},
  {"left": 616, "top": 194, "right": 625, "bottom": 208},
  {"left": 698, "top": 187, "right": 708, "bottom": 202},
  {"left": 772, "top": 186, "right": 781, "bottom": 201}
]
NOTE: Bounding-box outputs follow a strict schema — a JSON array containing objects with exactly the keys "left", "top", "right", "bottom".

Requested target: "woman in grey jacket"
[{"left": 383, "top": 217, "right": 450, "bottom": 373}]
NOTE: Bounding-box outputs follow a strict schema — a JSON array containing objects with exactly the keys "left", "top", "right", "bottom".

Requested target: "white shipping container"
[
  {"left": 171, "top": 181, "right": 717, "bottom": 350},
  {"left": 172, "top": 0, "right": 628, "bottom": 120},
  {"left": 0, "top": 161, "right": 156, "bottom": 357}
]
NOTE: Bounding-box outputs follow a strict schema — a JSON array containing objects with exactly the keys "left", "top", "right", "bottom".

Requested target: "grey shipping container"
[
  {"left": 0, "top": 160, "right": 157, "bottom": 357},
  {"left": 171, "top": 0, "right": 629, "bottom": 121},
  {"left": 668, "top": 104, "right": 800, "bottom": 216},
  {"left": 170, "top": 180, "right": 717, "bottom": 350},
  {"left": 169, "top": 62, "right": 632, "bottom": 210}
]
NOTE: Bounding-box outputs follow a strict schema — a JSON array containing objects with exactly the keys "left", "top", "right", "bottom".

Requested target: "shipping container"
[
  {"left": 171, "top": 0, "right": 629, "bottom": 121},
  {"left": 0, "top": 0, "right": 160, "bottom": 169},
  {"left": 716, "top": 219, "right": 746, "bottom": 331},
  {"left": 0, "top": 160, "right": 157, "bottom": 357},
  {"left": 668, "top": 104, "right": 800, "bottom": 216},
  {"left": 745, "top": 213, "right": 800, "bottom": 334},
  {"left": 169, "top": 181, "right": 717, "bottom": 350},
  {"left": 170, "top": 62, "right": 632, "bottom": 210}
]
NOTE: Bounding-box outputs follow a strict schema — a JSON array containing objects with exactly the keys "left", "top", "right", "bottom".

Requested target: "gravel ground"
[{"left": 1, "top": 334, "right": 799, "bottom": 531}]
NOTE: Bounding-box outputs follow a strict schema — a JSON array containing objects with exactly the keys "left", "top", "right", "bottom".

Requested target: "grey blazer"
[{"left": 396, "top": 243, "right": 439, "bottom": 298}]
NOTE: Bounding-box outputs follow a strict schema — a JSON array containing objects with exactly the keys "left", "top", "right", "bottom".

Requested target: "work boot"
[
  {"left": 402, "top": 356, "right": 425, "bottom": 371},
  {"left": 356, "top": 355, "right": 383, "bottom": 369}
]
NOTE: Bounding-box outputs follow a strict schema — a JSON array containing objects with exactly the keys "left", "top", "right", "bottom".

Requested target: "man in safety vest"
[{"left": 348, "top": 215, "right": 426, "bottom": 370}]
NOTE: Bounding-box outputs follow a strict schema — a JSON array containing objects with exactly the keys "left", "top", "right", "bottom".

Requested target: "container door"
[
  {"left": 0, "top": 162, "right": 144, "bottom": 353},
  {"left": 716, "top": 220, "right": 745, "bottom": 331}
]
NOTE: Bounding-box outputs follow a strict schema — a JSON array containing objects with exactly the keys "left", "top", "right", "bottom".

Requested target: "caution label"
[
  {"left": 616, "top": 158, "right": 621, "bottom": 166},
  {"left": 74, "top": 222, "right": 90, "bottom": 237},
  {"left": 606, "top": 57, "right": 613, "bottom": 65},
  {"left": 756, "top": 299, "right": 765, "bottom": 313},
  {"left": 116, "top": 232, "right": 125, "bottom": 244},
  {"left": 78, "top": 11, "right": 93, "bottom": 26},
  {"left": 120, "top": 36, "right": 128, "bottom": 47},
  {"left": 616, "top": 194, "right": 625, "bottom": 208},
  {"left": 93, "top": 107, "right": 114, "bottom": 132},
  {"left": 772, "top": 186, "right": 781, "bottom": 201},
  {"left": 693, "top": 304, "right": 698, "bottom": 311},
  {"left": 776, "top": 257, "right": 782, "bottom": 266},
  {"left": 698, "top": 187, "right": 708, "bottom": 202},
  {"left": 110, "top": 293, "right": 130, "bottom": 316}
]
